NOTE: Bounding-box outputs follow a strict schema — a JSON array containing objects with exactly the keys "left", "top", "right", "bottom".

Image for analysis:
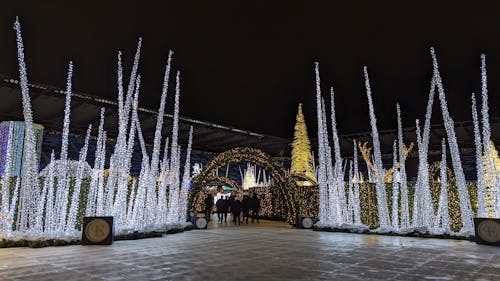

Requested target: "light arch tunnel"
[{"left": 188, "top": 147, "right": 319, "bottom": 226}]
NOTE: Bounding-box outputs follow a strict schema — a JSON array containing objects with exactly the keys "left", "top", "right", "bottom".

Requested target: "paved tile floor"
[{"left": 1, "top": 216, "right": 499, "bottom": 280}]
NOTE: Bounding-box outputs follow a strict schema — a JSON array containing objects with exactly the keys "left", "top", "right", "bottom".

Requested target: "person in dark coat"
[
  {"left": 228, "top": 195, "right": 235, "bottom": 222},
  {"left": 216, "top": 197, "right": 225, "bottom": 223},
  {"left": 242, "top": 194, "right": 251, "bottom": 224},
  {"left": 251, "top": 192, "right": 260, "bottom": 223},
  {"left": 222, "top": 196, "right": 230, "bottom": 223},
  {"left": 231, "top": 195, "right": 242, "bottom": 225},
  {"left": 204, "top": 193, "right": 214, "bottom": 221}
]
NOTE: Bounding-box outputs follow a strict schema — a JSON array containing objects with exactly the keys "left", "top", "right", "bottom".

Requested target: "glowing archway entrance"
[{"left": 189, "top": 147, "right": 305, "bottom": 225}]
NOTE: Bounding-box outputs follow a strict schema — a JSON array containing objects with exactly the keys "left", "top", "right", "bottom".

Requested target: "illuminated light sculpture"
[
  {"left": 480, "top": 54, "right": 500, "bottom": 219},
  {"left": 242, "top": 164, "right": 258, "bottom": 189},
  {"left": 190, "top": 147, "right": 300, "bottom": 225},
  {"left": 291, "top": 103, "right": 317, "bottom": 186},
  {"left": 483, "top": 141, "right": 500, "bottom": 218},
  {"left": 433, "top": 139, "right": 451, "bottom": 234},
  {"left": 314, "top": 63, "right": 367, "bottom": 229},
  {"left": 396, "top": 104, "right": 410, "bottom": 228},
  {"left": 14, "top": 18, "right": 41, "bottom": 235},
  {"left": 412, "top": 69, "right": 435, "bottom": 230},
  {"left": 363, "top": 67, "right": 391, "bottom": 229},
  {"left": 472, "top": 93, "right": 486, "bottom": 218},
  {"left": 0, "top": 19, "right": 194, "bottom": 241},
  {"left": 314, "top": 63, "right": 328, "bottom": 225},
  {"left": 431, "top": 48, "right": 474, "bottom": 234},
  {"left": 314, "top": 47, "right": 488, "bottom": 237},
  {"left": 0, "top": 121, "right": 44, "bottom": 177}
]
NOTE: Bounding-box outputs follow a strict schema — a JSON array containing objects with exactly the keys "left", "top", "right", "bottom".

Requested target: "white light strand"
[
  {"left": 434, "top": 139, "right": 450, "bottom": 233},
  {"left": 14, "top": 18, "right": 41, "bottom": 234},
  {"left": 413, "top": 119, "right": 423, "bottom": 227},
  {"left": 472, "top": 93, "right": 486, "bottom": 217},
  {"left": 179, "top": 127, "right": 194, "bottom": 223},
  {"left": 166, "top": 71, "right": 182, "bottom": 225},
  {"left": 0, "top": 122, "right": 14, "bottom": 236},
  {"left": 417, "top": 70, "right": 436, "bottom": 229},
  {"left": 44, "top": 151, "right": 56, "bottom": 235},
  {"left": 363, "top": 66, "right": 391, "bottom": 228},
  {"left": 431, "top": 47, "right": 474, "bottom": 233},
  {"left": 322, "top": 98, "right": 338, "bottom": 225},
  {"left": 314, "top": 62, "right": 328, "bottom": 225},
  {"left": 347, "top": 161, "right": 354, "bottom": 224},
  {"left": 86, "top": 108, "right": 105, "bottom": 216},
  {"left": 480, "top": 54, "right": 500, "bottom": 218},
  {"left": 330, "top": 88, "right": 347, "bottom": 223},
  {"left": 391, "top": 140, "right": 399, "bottom": 229},
  {"left": 396, "top": 104, "right": 409, "bottom": 228},
  {"left": 66, "top": 125, "right": 92, "bottom": 231},
  {"left": 352, "top": 139, "right": 362, "bottom": 225}
]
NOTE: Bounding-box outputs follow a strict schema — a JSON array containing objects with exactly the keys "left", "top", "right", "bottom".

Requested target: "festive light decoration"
[
  {"left": 391, "top": 140, "right": 399, "bottom": 229},
  {"left": 479, "top": 54, "right": 500, "bottom": 219},
  {"left": 472, "top": 93, "right": 486, "bottom": 218},
  {"left": 314, "top": 62, "right": 328, "bottom": 225},
  {"left": 242, "top": 164, "right": 258, "bottom": 189},
  {"left": 358, "top": 141, "right": 413, "bottom": 184},
  {"left": 483, "top": 141, "right": 500, "bottom": 217},
  {"left": 330, "top": 88, "right": 347, "bottom": 224},
  {"left": 313, "top": 64, "right": 366, "bottom": 228},
  {"left": 363, "top": 67, "right": 391, "bottom": 229},
  {"left": 0, "top": 121, "right": 43, "bottom": 177},
  {"left": 412, "top": 66, "right": 435, "bottom": 230},
  {"left": 1, "top": 18, "right": 496, "bottom": 242},
  {"left": 396, "top": 104, "right": 410, "bottom": 228},
  {"left": 0, "top": 19, "right": 193, "bottom": 241},
  {"left": 291, "top": 103, "right": 317, "bottom": 186},
  {"left": 352, "top": 140, "right": 362, "bottom": 225},
  {"left": 15, "top": 18, "right": 41, "bottom": 235},
  {"left": 0, "top": 123, "right": 14, "bottom": 236},
  {"left": 431, "top": 48, "right": 474, "bottom": 234},
  {"left": 240, "top": 163, "right": 270, "bottom": 189},
  {"left": 190, "top": 147, "right": 300, "bottom": 225},
  {"left": 314, "top": 48, "right": 491, "bottom": 238},
  {"left": 433, "top": 139, "right": 451, "bottom": 233},
  {"left": 193, "top": 184, "right": 319, "bottom": 221}
]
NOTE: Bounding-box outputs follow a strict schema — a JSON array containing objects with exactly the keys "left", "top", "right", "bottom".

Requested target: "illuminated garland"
[
  {"left": 177, "top": 165, "right": 482, "bottom": 235},
  {"left": 189, "top": 147, "right": 301, "bottom": 225},
  {"left": 192, "top": 185, "right": 319, "bottom": 221},
  {"left": 483, "top": 141, "right": 500, "bottom": 217},
  {"left": 356, "top": 162, "right": 479, "bottom": 232},
  {"left": 204, "top": 175, "right": 240, "bottom": 190},
  {"left": 188, "top": 147, "right": 479, "bottom": 232}
]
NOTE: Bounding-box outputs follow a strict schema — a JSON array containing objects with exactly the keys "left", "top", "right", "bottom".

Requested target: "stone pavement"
[{"left": 1, "top": 217, "right": 499, "bottom": 280}]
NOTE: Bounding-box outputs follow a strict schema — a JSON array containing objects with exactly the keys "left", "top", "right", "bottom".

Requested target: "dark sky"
[{"left": 1, "top": 1, "right": 500, "bottom": 139}]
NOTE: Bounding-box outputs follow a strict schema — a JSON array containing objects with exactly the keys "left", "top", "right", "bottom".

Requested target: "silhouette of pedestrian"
[
  {"left": 242, "top": 194, "right": 251, "bottom": 224},
  {"left": 251, "top": 192, "right": 260, "bottom": 223},
  {"left": 216, "top": 196, "right": 225, "bottom": 223},
  {"left": 205, "top": 193, "right": 214, "bottom": 221},
  {"left": 232, "top": 195, "right": 242, "bottom": 225}
]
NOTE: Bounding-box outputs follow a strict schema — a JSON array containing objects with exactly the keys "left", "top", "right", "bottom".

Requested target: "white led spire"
[
  {"left": 363, "top": 66, "right": 390, "bottom": 228},
  {"left": 431, "top": 47, "right": 473, "bottom": 233}
]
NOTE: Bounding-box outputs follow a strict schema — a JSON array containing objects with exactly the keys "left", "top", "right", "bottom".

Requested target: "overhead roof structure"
[
  {"left": 0, "top": 74, "right": 291, "bottom": 156},
  {"left": 1, "top": 74, "right": 499, "bottom": 160},
  {"left": 332, "top": 119, "right": 500, "bottom": 158}
]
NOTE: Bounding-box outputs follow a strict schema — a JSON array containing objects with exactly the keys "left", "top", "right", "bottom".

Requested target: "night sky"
[{"left": 1, "top": 1, "right": 500, "bottom": 139}]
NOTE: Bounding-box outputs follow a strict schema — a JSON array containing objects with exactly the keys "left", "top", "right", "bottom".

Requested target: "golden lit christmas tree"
[{"left": 291, "top": 103, "right": 317, "bottom": 186}]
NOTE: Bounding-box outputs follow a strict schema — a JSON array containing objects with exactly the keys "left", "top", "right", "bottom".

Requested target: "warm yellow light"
[
  {"left": 291, "top": 103, "right": 317, "bottom": 186},
  {"left": 483, "top": 141, "right": 500, "bottom": 218}
]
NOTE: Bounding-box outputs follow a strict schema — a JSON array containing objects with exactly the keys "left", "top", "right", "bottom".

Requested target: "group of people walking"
[{"left": 205, "top": 192, "right": 261, "bottom": 225}]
